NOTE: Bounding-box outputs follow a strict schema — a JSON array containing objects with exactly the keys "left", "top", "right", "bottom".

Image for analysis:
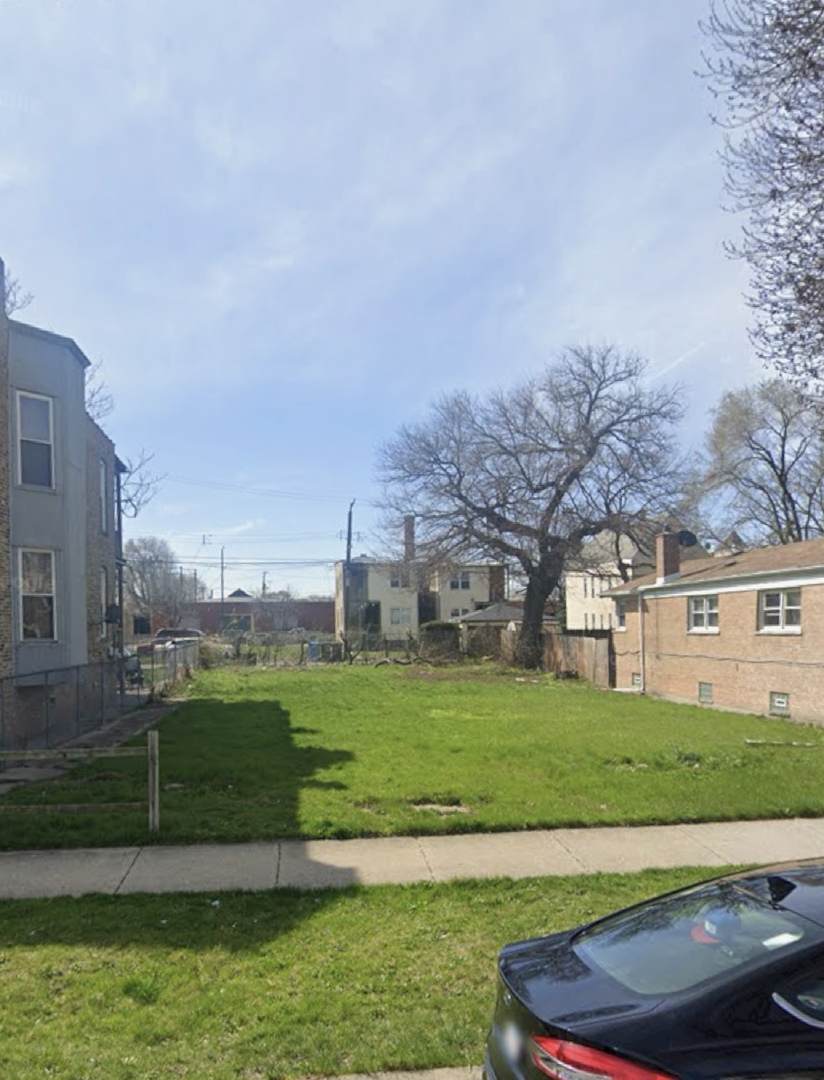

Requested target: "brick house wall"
[
  {"left": 612, "top": 538, "right": 824, "bottom": 724},
  {"left": 85, "top": 418, "right": 118, "bottom": 661}
]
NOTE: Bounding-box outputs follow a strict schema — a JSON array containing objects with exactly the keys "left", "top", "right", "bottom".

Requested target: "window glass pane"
[
  {"left": 785, "top": 606, "right": 802, "bottom": 627},
  {"left": 575, "top": 880, "right": 812, "bottom": 996},
  {"left": 20, "top": 395, "right": 51, "bottom": 441},
  {"left": 22, "top": 596, "right": 54, "bottom": 639},
  {"left": 21, "top": 551, "right": 53, "bottom": 595},
  {"left": 20, "top": 441, "right": 52, "bottom": 487},
  {"left": 707, "top": 606, "right": 719, "bottom": 628}
]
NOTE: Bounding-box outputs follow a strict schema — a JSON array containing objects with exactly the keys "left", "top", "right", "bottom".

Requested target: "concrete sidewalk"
[{"left": 1, "top": 817, "right": 823, "bottom": 899}]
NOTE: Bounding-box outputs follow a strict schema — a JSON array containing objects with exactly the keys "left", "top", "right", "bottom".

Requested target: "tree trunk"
[{"left": 515, "top": 568, "right": 555, "bottom": 669}]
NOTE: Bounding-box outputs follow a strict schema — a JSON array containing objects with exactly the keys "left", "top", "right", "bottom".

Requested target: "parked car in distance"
[
  {"left": 153, "top": 628, "right": 205, "bottom": 641},
  {"left": 484, "top": 859, "right": 824, "bottom": 1080}
]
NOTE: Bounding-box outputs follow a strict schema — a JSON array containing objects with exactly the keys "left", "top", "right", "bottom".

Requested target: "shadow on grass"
[
  {"left": 0, "top": 697, "right": 354, "bottom": 855},
  {"left": 0, "top": 697, "right": 367, "bottom": 941},
  {"left": 0, "top": 886, "right": 365, "bottom": 952}
]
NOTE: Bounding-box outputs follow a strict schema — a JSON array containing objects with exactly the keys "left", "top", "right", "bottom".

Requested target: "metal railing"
[{"left": 0, "top": 642, "right": 199, "bottom": 751}]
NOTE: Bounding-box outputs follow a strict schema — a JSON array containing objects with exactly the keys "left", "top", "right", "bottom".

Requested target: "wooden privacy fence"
[
  {"left": 0, "top": 730, "right": 160, "bottom": 833},
  {"left": 543, "top": 631, "right": 613, "bottom": 686}
]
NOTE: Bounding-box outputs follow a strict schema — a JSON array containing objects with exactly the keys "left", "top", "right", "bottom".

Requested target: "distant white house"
[
  {"left": 334, "top": 557, "right": 506, "bottom": 639},
  {"left": 564, "top": 527, "right": 706, "bottom": 631}
]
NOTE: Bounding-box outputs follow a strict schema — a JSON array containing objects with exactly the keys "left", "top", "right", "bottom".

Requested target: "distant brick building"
[
  {"left": 609, "top": 533, "right": 824, "bottom": 724},
  {"left": 185, "top": 596, "right": 335, "bottom": 636}
]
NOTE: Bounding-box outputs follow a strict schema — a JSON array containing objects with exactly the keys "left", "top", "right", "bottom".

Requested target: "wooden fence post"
[{"left": 147, "top": 730, "right": 160, "bottom": 834}]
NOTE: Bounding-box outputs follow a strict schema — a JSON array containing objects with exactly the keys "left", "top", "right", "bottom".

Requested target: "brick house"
[
  {"left": 609, "top": 533, "right": 824, "bottom": 723},
  {"left": 0, "top": 258, "right": 122, "bottom": 744}
]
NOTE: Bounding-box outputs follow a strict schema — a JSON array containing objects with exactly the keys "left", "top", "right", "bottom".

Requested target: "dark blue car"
[{"left": 485, "top": 860, "right": 824, "bottom": 1080}]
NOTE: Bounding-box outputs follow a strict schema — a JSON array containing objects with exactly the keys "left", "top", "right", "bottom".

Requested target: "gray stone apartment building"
[{"left": 0, "top": 257, "right": 121, "bottom": 745}]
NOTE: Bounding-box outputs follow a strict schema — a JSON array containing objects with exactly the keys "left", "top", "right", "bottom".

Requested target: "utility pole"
[
  {"left": 262, "top": 571, "right": 267, "bottom": 597},
  {"left": 343, "top": 500, "right": 355, "bottom": 640},
  {"left": 220, "top": 546, "right": 225, "bottom": 635}
]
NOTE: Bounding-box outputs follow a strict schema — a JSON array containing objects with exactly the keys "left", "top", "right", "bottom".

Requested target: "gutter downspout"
[{"left": 637, "top": 590, "right": 646, "bottom": 694}]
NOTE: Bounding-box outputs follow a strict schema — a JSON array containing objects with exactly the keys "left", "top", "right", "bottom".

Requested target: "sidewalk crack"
[
  {"left": 551, "top": 831, "right": 587, "bottom": 872},
  {"left": 114, "top": 848, "right": 142, "bottom": 895},
  {"left": 416, "top": 835, "right": 436, "bottom": 881}
]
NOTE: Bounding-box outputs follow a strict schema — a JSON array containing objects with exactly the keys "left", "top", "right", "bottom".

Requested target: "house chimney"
[
  {"left": 403, "top": 515, "right": 415, "bottom": 562},
  {"left": 656, "top": 532, "right": 680, "bottom": 583}
]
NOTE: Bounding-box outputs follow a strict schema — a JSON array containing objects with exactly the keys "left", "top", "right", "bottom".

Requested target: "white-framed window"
[
  {"left": 698, "top": 681, "right": 713, "bottom": 704},
  {"left": 390, "top": 607, "right": 411, "bottom": 626},
  {"left": 99, "top": 459, "right": 108, "bottom": 533},
  {"left": 450, "top": 570, "right": 470, "bottom": 590},
  {"left": 19, "top": 549, "right": 56, "bottom": 640},
  {"left": 614, "top": 601, "right": 627, "bottom": 630},
  {"left": 18, "top": 391, "right": 54, "bottom": 488},
  {"left": 759, "top": 590, "right": 801, "bottom": 631},
  {"left": 100, "top": 566, "right": 108, "bottom": 638},
  {"left": 688, "top": 595, "right": 719, "bottom": 631}
]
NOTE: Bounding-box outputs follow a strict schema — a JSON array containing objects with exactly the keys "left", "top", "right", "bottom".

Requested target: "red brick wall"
[
  {"left": 614, "top": 585, "right": 824, "bottom": 722},
  {"left": 85, "top": 420, "right": 118, "bottom": 662}
]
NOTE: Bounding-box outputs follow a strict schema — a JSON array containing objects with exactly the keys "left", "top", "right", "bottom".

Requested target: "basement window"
[
  {"left": 698, "top": 682, "right": 713, "bottom": 704},
  {"left": 769, "top": 692, "right": 791, "bottom": 717},
  {"left": 631, "top": 672, "right": 642, "bottom": 688}
]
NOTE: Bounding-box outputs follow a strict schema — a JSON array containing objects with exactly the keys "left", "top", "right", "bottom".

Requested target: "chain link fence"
[{"left": 0, "top": 642, "right": 199, "bottom": 751}]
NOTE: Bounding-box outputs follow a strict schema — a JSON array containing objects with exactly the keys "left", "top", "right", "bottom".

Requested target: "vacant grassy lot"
[
  {"left": 0, "top": 866, "right": 713, "bottom": 1079},
  {"left": 2, "top": 663, "right": 824, "bottom": 848}
]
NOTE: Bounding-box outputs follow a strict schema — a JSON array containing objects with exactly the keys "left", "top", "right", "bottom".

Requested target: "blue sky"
[{"left": 0, "top": 0, "right": 757, "bottom": 598}]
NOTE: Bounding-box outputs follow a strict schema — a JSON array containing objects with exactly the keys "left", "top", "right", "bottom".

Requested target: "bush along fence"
[{"left": 0, "top": 642, "right": 199, "bottom": 751}]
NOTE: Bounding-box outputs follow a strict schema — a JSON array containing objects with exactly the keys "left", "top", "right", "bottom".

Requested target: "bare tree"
[
  {"left": 3, "top": 268, "right": 33, "bottom": 316},
  {"left": 124, "top": 537, "right": 202, "bottom": 629},
  {"left": 701, "top": 379, "right": 824, "bottom": 544},
  {"left": 120, "top": 449, "right": 164, "bottom": 518},
  {"left": 378, "top": 345, "right": 686, "bottom": 668},
  {"left": 85, "top": 359, "right": 115, "bottom": 422},
  {"left": 702, "top": 0, "right": 824, "bottom": 392},
  {"left": 83, "top": 359, "right": 163, "bottom": 516}
]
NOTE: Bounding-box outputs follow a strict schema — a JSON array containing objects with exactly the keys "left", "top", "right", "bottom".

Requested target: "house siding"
[
  {"left": 8, "top": 321, "right": 90, "bottom": 675},
  {"left": 0, "top": 262, "right": 12, "bottom": 679},
  {"left": 614, "top": 583, "right": 824, "bottom": 722},
  {"left": 0, "top": 285, "right": 121, "bottom": 746}
]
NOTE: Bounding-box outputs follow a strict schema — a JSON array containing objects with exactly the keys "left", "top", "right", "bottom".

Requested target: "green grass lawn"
[
  {"left": 3, "top": 663, "right": 824, "bottom": 849},
  {"left": 0, "top": 866, "right": 716, "bottom": 1080}
]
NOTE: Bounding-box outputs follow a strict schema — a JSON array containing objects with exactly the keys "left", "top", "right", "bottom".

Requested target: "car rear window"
[{"left": 574, "top": 881, "right": 813, "bottom": 995}]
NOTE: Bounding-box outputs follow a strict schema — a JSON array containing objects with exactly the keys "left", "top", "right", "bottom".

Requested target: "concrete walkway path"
[{"left": 1, "top": 816, "right": 823, "bottom": 899}]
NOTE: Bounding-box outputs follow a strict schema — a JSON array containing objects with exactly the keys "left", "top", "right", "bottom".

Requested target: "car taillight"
[{"left": 529, "top": 1036, "right": 677, "bottom": 1080}]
